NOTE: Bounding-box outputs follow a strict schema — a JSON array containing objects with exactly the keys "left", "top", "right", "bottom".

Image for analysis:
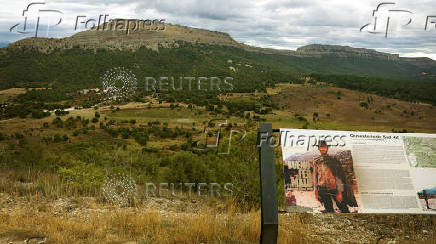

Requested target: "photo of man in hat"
[{"left": 312, "top": 140, "right": 357, "bottom": 213}]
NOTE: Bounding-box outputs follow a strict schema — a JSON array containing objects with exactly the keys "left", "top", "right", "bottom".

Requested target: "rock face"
[
  {"left": 6, "top": 20, "right": 240, "bottom": 53},
  {"left": 296, "top": 44, "right": 400, "bottom": 61}
]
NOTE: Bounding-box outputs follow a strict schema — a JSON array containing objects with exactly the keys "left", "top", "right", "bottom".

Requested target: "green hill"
[{"left": 1, "top": 22, "right": 436, "bottom": 105}]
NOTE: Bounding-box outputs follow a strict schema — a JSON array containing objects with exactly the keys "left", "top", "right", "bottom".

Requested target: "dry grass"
[
  {"left": 0, "top": 197, "right": 263, "bottom": 244},
  {"left": 0, "top": 88, "right": 50, "bottom": 102},
  {"left": 0, "top": 192, "right": 435, "bottom": 244},
  {"left": 270, "top": 84, "right": 436, "bottom": 132},
  {"left": 0, "top": 88, "right": 27, "bottom": 102}
]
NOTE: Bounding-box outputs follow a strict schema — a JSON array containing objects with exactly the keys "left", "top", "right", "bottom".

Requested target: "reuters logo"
[{"left": 101, "top": 67, "right": 137, "bottom": 102}]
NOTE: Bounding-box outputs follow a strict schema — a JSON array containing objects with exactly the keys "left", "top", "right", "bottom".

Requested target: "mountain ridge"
[
  {"left": 4, "top": 20, "right": 435, "bottom": 65},
  {"left": 1, "top": 20, "right": 436, "bottom": 102}
]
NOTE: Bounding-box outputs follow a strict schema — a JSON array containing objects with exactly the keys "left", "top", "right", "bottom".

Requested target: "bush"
[
  {"left": 169, "top": 144, "right": 179, "bottom": 151},
  {"left": 360, "top": 102, "right": 369, "bottom": 109},
  {"left": 18, "top": 109, "right": 30, "bottom": 118},
  {"left": 55, "top": 110, "right": 69, "bottom": 116},
  {"left": 58, "top": 160, "right": 105, "bottom": 194},
  {"left": 134, "top": 132, "right": 149, "bottom": 146},
  {"left": 52, "top": 117, "right": 64, "bottom": 128},
  {"left": 105, "top": 128, "right": 119, "bottom": 137},
  {"left": 121, "top": 129, "right": 130, "bottom": 139},
  {"left": 15, "top": 133, "right": 24, "bottom": 139},
  {"left": 31, "top": 110, "right": 50, "bottom": 119},
  {"left": 53, "top": 134, "right": 63, "bottom": 143},
  {"left": 81, "top": 119, "right": 89, "bottom": 126}
]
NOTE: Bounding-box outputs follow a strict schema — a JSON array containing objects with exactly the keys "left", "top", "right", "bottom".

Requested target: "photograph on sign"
[
  {"left": 281, "top": 129, "right": 436, "bottom": 214},
  {"left": 281, "top": 130, "right": 361, "bottom": 213}
]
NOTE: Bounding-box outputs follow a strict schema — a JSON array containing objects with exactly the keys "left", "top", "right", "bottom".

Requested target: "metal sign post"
[{"left": 258, "top": 123, "right": 278, "bottom": 244}]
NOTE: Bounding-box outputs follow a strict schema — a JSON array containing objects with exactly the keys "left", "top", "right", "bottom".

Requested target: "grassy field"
[
  {"left": 0, "top": 88, "right": 27, "bottom": 102},
  {"left": 0, "top": 83, "right": 435, "bottom": 243}
]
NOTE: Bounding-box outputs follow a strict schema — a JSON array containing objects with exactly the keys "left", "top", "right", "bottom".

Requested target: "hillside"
[
  {"left": 0, "top": 80, "right": 435, "bottom": 242},
  {"left": 1, "top": 21, "right": 436, "bottom": 85},
  {"left": 5, "top": 22, "right": 239, "bottom": 53},
  {"left": 1, "top": 21, "right": 436, "bottom": 109}
]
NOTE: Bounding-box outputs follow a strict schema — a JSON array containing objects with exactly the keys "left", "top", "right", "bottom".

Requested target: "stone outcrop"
[
  {"left": 6, "top": 20, "right": 240, "bottom": 53},
  {"left": 295, "top": 44, "right": 400, "bottom": 61}
]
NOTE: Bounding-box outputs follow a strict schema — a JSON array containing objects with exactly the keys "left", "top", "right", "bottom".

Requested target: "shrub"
[
  {"left": 134, "top": 132, "right": 149, "bottom": 146},
  {"left": 55, "top": 110, "right": 69, "bottom": 116},
  {"left": 53, "top": 134, "right": 63, "bottom": 143},
  {"left": 15, "top": 133, "right": 24, "bottom": 139},
  {"left": 105, "top": 128, "right": 119, "bottom": 138},
  {"left": 169, "top": 144, "right": 179, "bottom": 151},
  {"left": 31, "top": 110, "right": 50, "bottom": 119},
  {"left": 81, "top": 119, "right": 90, "bottom": 126},
  {"left": 58, "top": 160, "right": 105, "bottom": 194},
  {"left": 52, "top": 117, "right": 64, "bottom": 128},
  {"left": 65, "top": 117, "right": 77, "bottom": 129},
  {"left": 121, "top": 129, "right": 130, "bottom": 139}
]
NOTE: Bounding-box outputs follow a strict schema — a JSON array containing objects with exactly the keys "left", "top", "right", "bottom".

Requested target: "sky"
[{"left": 0, "top": 0, "right": 435, "bottom": 59}]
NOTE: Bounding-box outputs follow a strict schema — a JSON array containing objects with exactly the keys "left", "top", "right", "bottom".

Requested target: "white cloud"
[{"left": 0, "top": 0, "right": 435, "bottom": 60}]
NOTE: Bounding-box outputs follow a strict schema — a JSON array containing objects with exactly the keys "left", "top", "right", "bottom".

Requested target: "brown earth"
[{"left": 271, "top": 84, "right": 436, "bottom": 133}]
